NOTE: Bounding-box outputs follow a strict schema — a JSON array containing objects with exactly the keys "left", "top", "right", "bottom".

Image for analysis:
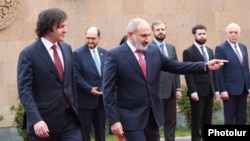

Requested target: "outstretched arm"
[{"left": 206, "top": 59, "right": 229, "bottom": 71}]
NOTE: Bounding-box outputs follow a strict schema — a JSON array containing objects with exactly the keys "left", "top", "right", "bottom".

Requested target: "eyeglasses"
[{"left": 86, "top": 37, "right": 97, "bottom": 40}]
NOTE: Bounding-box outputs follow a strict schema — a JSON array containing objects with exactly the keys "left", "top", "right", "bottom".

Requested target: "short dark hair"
[
  {"left": 151, "top": 20, "right": 166, "bottom": 30},
  {"left": 192, "top": 24, "right": 206, "bottom": 34},
  {"left": 35, "top": 8, "right": 67, "bottom": 37},
  {"left": 119, "top": 35, "right": 128, "bottom": 45}
]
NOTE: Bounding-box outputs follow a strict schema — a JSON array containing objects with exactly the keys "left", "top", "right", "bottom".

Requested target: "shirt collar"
[
  {"left": 153, "top": 39, "right": 165, "bottom": 47},
  {"left": 41, "top": 37, "right": 59, "bottom": 50}
]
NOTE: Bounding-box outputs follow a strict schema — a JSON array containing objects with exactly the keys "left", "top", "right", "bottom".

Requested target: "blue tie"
[
  {"left": 159, "top": 43, "right": 168, "bottom": 57},
  {"left": 93, "top": 50, "right": 101, "bottom": 76},
  {"left": 200, "top": 46, "right": 208, "bottom": 62}
]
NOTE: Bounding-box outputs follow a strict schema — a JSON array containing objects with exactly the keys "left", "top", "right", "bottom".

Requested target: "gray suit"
[{"left": 150, "top": 41, "right": 180, "bottom": 141}]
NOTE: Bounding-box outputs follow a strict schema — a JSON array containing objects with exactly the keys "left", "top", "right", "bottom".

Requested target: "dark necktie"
[
  {"left": 52, "top": 45, "right": 64, "bottom": 80},
  {"left": 136, "top": 50, "right": 147, "bottom": 78},
  {"left": 93, "top": 50, "right": 101, "bottom": 76},
  {"left": 200, "top": 46, "right": 208, "bottom": 62},
  {"left": 234, "top": 45, "right": 242, "bottom": 64},
  {"left": 52, "top": 45, "right": 69, "bottom": 108}
]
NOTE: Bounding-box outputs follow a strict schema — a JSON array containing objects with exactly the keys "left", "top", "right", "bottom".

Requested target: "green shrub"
[
  {"left": 0, "top": 115, "right": 4, "bottom": 121},
  {"left": 177, "top": 84, "right": 223, "bottom": 128},
  {"left": 10, "top": 103, "right": 29, "bottom": 141}
]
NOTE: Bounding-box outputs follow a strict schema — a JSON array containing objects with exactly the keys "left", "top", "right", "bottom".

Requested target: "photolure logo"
[{"left": 0, "top": 0, "right": 19, "bottom": 30}]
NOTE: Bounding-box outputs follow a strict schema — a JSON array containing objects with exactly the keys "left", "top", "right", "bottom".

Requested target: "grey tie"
[
  {"left": 234, "top": 45, "right": 242, "bottom": 64},
  {"left": 159, "top": 43, "right": 168, "bottom": 57},
  {"left": 93, "top": 50, "right": 101, "bottom": 75},
  {"left": 200, "top": 46, "right": 208, "bottom": 62}
]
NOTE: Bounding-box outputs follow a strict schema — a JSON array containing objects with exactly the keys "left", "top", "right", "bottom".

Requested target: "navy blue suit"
[
  {"left": 17, "top": 39, "right": 81, "bottom": 140},
  {"left": 215, "top": 40, "right": 250, "bottom": 124},
  {"left": 73, "top": 45, "right": 107, "bottom": 141},
  {"left": 103, "top": 43, "right": 207, "bottom": 141}
]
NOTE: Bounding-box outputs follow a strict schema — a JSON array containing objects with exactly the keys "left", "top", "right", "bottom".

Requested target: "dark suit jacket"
[
  {"left": 17, "top": 39, "right": 80, "bottom": 133},
  {"left": 103, "top": 43, "right": 207, "bottom": 131},
  {"left": 73, "top": 45, "right": 107, "bottom": 109},
  {"left": 215, "top": 40, "right": 250, "bottom": 95},
  {"left": 183, "top": 44, "right": 218, "bottom": 96},
  {"left": 150, "top": 41, "right": 181, "bottom": 99}
]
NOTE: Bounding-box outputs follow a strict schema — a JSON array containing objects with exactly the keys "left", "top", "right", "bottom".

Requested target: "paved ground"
[
  {"left": 0, "top": 127, "right": 23, "bottom": 141},
  {"left": 160, "top": 136, "right": 191, "bottom": 141},
  {"left": 0, "top": 126, "right": 191, "bottom": 141}
]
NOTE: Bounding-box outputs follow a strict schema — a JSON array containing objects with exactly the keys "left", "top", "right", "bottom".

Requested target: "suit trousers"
[
  {"left": 190, "top": 95, "right": 213, "bottom": 141},
  {"left": 78, "top": 104, "right": 106, "bottom": 141},
  {"left": 29, "top": 109, "right": 82, "bottom": 141},
  {"left": 162, "top": 95, "right": 176, "bottom": 141},
  {"left": 124, "top": 108, "right": 160, "bottom": 141},
  {"left": 223, "top": 93, "right": 248, "bottom": 125}
]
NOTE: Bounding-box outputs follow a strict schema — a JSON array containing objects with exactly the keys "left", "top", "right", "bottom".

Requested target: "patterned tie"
[
  {"left": 200, "top": 46, "right": 208, "bottom": 62},
  {"left": 52, "top": 45, "right": 63, "bottom": 80},
  {"left": 136, "top": 50, "right": 147, "bottom": 78},
  {"left": 234, "top": 45, "right": 242, "bottom": 64},
  {"left": 93, "top": 50, "right": 101, "bottom": 76}
]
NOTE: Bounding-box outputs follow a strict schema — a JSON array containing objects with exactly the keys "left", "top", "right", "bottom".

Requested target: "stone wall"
[{"left": 0, "top": 0, "right": 250, "bottom": 127}]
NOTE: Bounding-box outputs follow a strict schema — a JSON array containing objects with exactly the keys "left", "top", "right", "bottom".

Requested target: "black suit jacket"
[
  {"left": 103, "top": 43, "right": 207, "bottom": 131},
  {"left": 17, "top": 39, "right": 80, "bottom": 133},
  {"left": 183, "top": 44, "right": 218, "bottom": 96},
  {"left": 73, "top": 45, "right": 107, "bottom": 109}
]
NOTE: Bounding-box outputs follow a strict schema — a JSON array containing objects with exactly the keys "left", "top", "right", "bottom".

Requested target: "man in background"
[
  {"left": 73, "top": 26, "right": 107, "bottom": 141},
  {"left": 183, "top": 24, "right": 219, "bottom": 141},
  {"left": 150, "top": 21, "right": 181, "bottom": 141},
  {"left": 215, "top": 23, "right": 250, "bottom": 125}
]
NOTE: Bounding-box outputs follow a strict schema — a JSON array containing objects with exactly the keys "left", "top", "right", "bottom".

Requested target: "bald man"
[
  {"left": 73, "top": 26, "right": 107, "bottom": 141},
  {"left": 215, "top": 23, "right": 250, "bottom": 125}
]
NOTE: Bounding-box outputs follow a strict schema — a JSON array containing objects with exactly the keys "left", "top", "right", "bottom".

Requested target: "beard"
[
  {"left": 131, "top": 35, "right": 148, "bottom": 51},
  {"left": 155, "top": 33, "right": 166, "bottom": 42},
  {"left": 195, "top": 38, "right": 207, "bottom": 45}
]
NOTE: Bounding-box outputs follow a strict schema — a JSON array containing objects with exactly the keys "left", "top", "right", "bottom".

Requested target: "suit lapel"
[
  {"left": 83, "top": 46, "right": 102, "bottom": 77},
  {"left": 238, "top": 45, "right": 245, "bottom": 64},
  {"left": 121, "top": 45, "right": 146, "bottom": 79},
  {"left": 192, "top": 45, "right": 205, "bottom": 61},
  {"left": 97, "top": 48, "right": 105, "bottom": 76},
  {"left": 35, "top": 40, "right": 62, "bottom": 82},
  {"left": 59, "top": 43, "right": 68, "bottom": 82}
]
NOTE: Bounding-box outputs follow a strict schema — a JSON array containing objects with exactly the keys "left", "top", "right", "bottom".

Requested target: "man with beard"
[
  {"left": 73, "top": 26, "right": 107, "bottom": 141},
  {"left": 183, "top": 24, "right": 219, "bottom": 141},
  {"left": 102, "top": 18, "right": 227, "bottom": 141},
  {"left": 150, "top": 21, "right": 181, "bottom": 141}
]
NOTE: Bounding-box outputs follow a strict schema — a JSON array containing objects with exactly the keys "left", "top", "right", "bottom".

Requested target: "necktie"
[
  {"left": 159, "top": 43, "right": 168, "bottom": 57},
  {"left": 200, "top": 46, "right": 208, "bottom": 62},
  {"left": 93, "top": 50, "right": 101, "bottom": 76},
  {"left": 52, "top": 45, "right": 63, "bottom": 80},
  {"left": 136, "top": 50, "right": 147, "bottom": 78},
  {"left": 234, "top": 45, "right": 242, "bottom": 64}
]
